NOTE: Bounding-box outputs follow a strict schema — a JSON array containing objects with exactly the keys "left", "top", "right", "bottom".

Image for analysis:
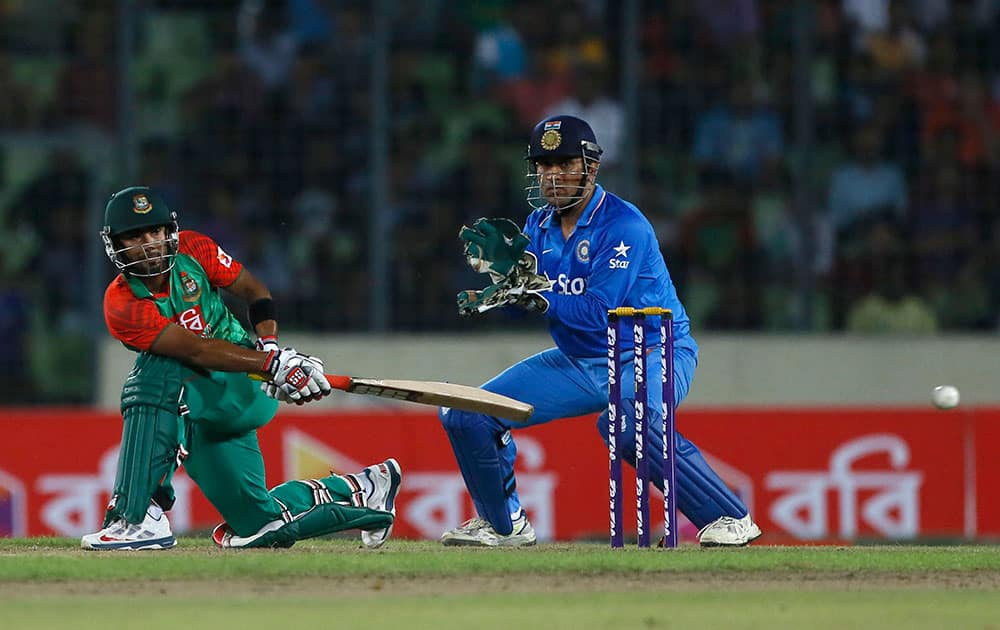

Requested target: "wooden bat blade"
[{"left": 327, "top": 375, "right": 533, "bottom": 422}]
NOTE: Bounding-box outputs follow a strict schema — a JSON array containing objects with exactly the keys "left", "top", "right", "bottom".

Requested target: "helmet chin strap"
[
  {"left": 104, "top": 221, "right": 180, "bottom": 277},
  {"left": 130, "top": 258, "right": 172, "bottom": 278},
  {"left": 552, "top": 172, "right": 591, "bottom": 215}
]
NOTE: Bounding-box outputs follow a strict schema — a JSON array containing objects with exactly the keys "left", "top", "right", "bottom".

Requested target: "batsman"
[
  {"left": 441, "top": 115, "right": 761, "bottom": 547},
  {"left": 82, "top": 186, "right": 402, "bottom": 550}
]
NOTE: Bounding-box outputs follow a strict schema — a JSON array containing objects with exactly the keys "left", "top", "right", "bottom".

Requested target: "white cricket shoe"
[
  {"left": 440, "top": 512, "right": 537, "bottom": 547},
  {"left": 81, "top": 504, "right": 176, "bottom": 551},
  {"left": 360, "top": 458, "right": 403, "bottom": 549},
  {"left": 697, "top": 514, "right": 762, "bottom": 547}
]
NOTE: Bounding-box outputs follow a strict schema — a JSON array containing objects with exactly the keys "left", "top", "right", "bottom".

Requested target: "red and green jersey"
[{"left": 104, "top": 231, "right": 250, "bottom": 351}]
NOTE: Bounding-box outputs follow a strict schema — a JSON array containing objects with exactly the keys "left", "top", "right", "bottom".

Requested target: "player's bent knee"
[
  {"left": 674, "top": 431, "right": 695, "bottom": 454},
  {"left": 439, "top": 406, "right": 476, "bottom": 430}
]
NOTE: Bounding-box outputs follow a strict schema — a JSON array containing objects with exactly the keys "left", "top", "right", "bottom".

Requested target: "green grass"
[
  {"left": 2, "top": 538, "right": 1000, "bottom": 580},
  {"left": 2, "top": 538, "right": 998, "bottom": 629},
  {"left": 5, "top": 592, "right": 1000, "bottom": 630}
]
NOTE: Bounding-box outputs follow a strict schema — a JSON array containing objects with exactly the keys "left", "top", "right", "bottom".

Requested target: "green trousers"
[{"left": 107, "top": 352, "right": 392, "bottom": 546}]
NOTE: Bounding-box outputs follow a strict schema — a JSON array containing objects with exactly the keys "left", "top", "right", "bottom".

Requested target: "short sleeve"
[
  {"left": 177, "top": 230, "right": 244, "bottom": 288},
  {"left": 103, "top": 278, "right": 171, "bottom": 351}
]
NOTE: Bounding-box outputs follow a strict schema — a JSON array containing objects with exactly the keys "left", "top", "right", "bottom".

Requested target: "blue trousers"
[{"left": 438, "top": 340, "right": 748, "bottom": 536}]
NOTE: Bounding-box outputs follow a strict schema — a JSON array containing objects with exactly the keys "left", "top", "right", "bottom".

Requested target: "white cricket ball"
[{"left": 931, "top": 385, "right": 960, "bottom": 410}]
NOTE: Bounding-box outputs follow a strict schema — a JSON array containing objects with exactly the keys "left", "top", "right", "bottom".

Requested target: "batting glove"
[
  {"left": 256, "top": 336, "right": 290, "bottom": 402},
  {"left": 262, "top": 347, "right": 331, "bottom": 404}
]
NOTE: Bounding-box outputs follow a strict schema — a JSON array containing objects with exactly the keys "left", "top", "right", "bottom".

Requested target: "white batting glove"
[
  {"left": 262, "top": 347, "right": 331, "bottom": 405},
  {"left": 290, "top": 352, "right": 331, "bottom": 403},
  {"left": 256, "top": 336, "right": 290, "bottom": 402}
]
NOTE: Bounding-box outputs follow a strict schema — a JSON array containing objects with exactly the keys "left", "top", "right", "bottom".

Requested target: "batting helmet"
[{"left": 100, "top": 186, "right": 180, "bottom": 277}]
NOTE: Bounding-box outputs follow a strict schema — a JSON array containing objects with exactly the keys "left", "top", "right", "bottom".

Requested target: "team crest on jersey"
[
  {"left": 540, "top": 129, "right": 562, "bottom": 151},
  {"left": 132, "top": 194, "right": 152, "bottom": 214},
  {"left": 576, "top": 239, "right": 590, "bottom": 263},
  {"left": 180, "top": 271, "right": 201, "bottom": 302}
]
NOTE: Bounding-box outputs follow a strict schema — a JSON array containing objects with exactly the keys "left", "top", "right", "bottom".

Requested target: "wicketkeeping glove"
[
  {"left": 262, "top": 347, "right": 332, "bottom": 404},
  {"left": 460, "top": 217, "right": 530, "bottom": 280},
  {"left": 457, "top": 282, "right": 513, "bottom": 316},
  {"left": 504, "top": 269, "right": 552, "bottom": 313},
  {"left": 456, "top": 265, "right": 553, "bottom": 316}
]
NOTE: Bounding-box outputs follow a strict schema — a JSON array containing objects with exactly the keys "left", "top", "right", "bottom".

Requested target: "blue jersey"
[{"left": 524, "top": 185, "right": 696, "bottom": 358}]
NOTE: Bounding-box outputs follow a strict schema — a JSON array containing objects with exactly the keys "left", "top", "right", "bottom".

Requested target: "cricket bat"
[
  {"left": 324, "top": 375, "right": 533, "bottom": 422},
  {"left": 252, "top": 369, "right": 533, "bottom": 421}
]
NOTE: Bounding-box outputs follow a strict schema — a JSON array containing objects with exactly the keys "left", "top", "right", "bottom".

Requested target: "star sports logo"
[{"left": 609, "top": 240, "right": 631, "bottom": 269}]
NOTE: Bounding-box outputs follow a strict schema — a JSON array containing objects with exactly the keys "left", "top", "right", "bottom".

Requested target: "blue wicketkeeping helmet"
[
  {"left": 526, "top": 115, "right": 603, "bottom": 161},
  {"left": 525, "top": 115, "right": 603, "bottom": 210}
]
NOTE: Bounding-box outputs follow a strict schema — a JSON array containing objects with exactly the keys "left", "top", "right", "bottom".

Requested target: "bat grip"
[
  {"left": 249, "top": 372, "right": 351, "bottom": 392},
  {"left": 326, "top": 375, "right": 352, "bottom": 391}
]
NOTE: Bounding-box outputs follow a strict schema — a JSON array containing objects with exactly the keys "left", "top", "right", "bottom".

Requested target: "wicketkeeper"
[{"left": 440, "top": 115, "right": 762, "bottom": 547}]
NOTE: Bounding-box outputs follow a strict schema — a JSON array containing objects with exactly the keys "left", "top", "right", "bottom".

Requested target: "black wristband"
[{"left": 248, "top": 298, "right": 276, "bottom": 328}]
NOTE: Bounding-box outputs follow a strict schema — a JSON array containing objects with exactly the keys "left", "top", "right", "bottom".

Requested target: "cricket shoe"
[
  {"left": 360, "top": 458, "right": 403, "bottom": 549},
  {"left": 439, "top": 512, "right": 537, "bottom": 547},
  {"left": 81, "top": 504, "right": 176, "bottom": 551},
  {"left": 697, "top": 513, "right": 762, "bottom": 547}
]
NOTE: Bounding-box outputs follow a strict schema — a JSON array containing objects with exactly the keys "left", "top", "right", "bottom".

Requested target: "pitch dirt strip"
[
  {"left": 3, "top": 571, "right": 1000, "bottom": 599},
  {"left": 3, "top": 541, "right": 1000, "bottom": 629},
  {"left": 4, "top": 540, "right": 1000, "bottom": 583}
]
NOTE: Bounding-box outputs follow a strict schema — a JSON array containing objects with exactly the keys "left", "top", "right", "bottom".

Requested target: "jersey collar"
[
  {"left": 125, "top": 270, "right": 172, "bottom": 299},
  {"left": 540, "top": 184, "right": 607, "bottom": 229},
  {"left": 577, "top": 185, "right": 607, "bottom": 227}
]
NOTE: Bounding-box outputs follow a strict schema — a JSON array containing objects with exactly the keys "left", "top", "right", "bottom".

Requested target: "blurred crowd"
[{"left": 1, "top": 0, "right": 999, "bottom": 403}]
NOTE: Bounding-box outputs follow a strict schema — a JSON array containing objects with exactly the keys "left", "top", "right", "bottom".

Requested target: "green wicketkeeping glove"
[
  {"left": 456, "top": 264, "right": 553, "bottom": 316},
  {"left": 457, "top": 282, "right": 513, "bottom": 316},
  {"left": 504, "top": 265, "right": 553, "bottom": 313},
  {"left": 459, "top": 217, "right": 530, "bottom": 279}
]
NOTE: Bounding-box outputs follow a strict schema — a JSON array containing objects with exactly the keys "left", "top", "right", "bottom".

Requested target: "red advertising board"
[{"left": 1, "top": 406, "right": 997, "bottom": 543}]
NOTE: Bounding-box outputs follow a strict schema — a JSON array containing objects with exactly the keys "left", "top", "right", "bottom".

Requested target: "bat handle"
[
  {"left": 249, "top": 372, "right": 351, "bottom": 392},
  {"left": 326, "top": 374, "right": 351, "bottom": 391}
]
